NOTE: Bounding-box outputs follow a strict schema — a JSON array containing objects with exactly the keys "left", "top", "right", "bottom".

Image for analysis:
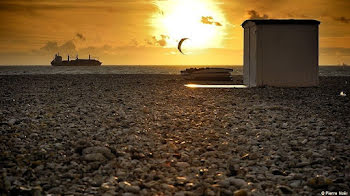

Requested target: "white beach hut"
[{"left": 242, "top": 19, "right": 320, "bottom": 87}]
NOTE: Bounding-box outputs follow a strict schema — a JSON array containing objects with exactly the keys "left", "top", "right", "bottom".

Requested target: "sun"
[{"left": 152, "top": 0, "right": 227, "bottom": 50}]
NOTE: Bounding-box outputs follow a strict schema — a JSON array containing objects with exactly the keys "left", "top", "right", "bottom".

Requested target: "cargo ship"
[
  {"left": 51, "top": 54, "right": 102, "bottom": 66},
  {"left": 181, "top": 68, "right": 233, "bottom": 81}
]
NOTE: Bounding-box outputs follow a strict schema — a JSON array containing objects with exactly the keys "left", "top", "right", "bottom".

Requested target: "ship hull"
[
  {"left": 182, "top": 73, "right": 232, "bottom": 81},
  {"left": 51, "top": 64, "right": 101, "bottom": 66},
  {"left": 181, "top": 68, "right": 233, "bottom": 81},
  {"left": 51, "top": 61, "right": 101, "bottom": 66},
  {"left": 51, "top": 57, "right": 102, "bottom": 66}
]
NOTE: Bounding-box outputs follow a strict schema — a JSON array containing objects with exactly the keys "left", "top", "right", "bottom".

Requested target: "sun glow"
[{"left": 152, "top": 0, "right": 227, "bottom": 50}]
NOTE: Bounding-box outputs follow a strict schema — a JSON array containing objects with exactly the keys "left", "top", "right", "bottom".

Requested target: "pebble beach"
[{"left": 0, "top": 74, "right": 349, "bottom": 195}]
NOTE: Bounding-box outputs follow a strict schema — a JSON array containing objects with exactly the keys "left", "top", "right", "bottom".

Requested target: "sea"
[{"left": 0, "top": 65, "right": 350, "bottom": 76}]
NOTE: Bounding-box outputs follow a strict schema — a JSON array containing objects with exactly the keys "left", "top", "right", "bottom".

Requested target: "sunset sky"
[{"left": 0, "top": 0, "right": 349, "bottom": 65}]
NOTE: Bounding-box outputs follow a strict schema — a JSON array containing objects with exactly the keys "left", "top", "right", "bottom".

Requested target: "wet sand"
[{"left": 0, "top": 75, "right": 349, "bottom": 195}]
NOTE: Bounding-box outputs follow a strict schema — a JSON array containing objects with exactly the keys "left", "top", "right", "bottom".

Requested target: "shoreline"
[
  {"left": 1, "top": 66, "right": 350, "bottom": 77},
  {"left": 1, "top": 75, "right": 349, "bottom": 195}
]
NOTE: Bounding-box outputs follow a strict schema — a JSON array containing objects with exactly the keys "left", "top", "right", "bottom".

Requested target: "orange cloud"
[
  {"left": 146, "top": 35, "right": 169, "bottom": 47},
  {"left": 247, "top": 10, "right": 269, "bottom": 19},
  {"left": 201, "top": 16, "right": 222, "bottom": 26}
]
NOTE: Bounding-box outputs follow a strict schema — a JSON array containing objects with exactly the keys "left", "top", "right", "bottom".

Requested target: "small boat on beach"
[{"left": 181, "top": 68, "right": 233, "bottom": 81}]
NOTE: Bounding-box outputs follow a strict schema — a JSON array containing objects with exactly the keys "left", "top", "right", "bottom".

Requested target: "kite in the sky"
[{"left": 178, "top": 38, "right": 189, "bottom": 55}]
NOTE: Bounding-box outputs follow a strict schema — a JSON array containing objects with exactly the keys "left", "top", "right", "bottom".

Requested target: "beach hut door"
[
  {"left": 244, "top": 26, "right": 257, "bottom": 87},
  {"left": 249, "top": 26, "right": 257, "bottom": 87},
  {"left": 243, "top": 27, "right": 250, "bottom": 86}
]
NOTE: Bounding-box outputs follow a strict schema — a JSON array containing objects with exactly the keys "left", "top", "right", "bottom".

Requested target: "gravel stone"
[{"left": 1, "top": 75, "right": 349, "bottom": 195}]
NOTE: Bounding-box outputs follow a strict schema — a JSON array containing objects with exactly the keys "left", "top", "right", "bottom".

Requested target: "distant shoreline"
[{"left": 0, "top": 65, "right": 349, "bottom": 76}]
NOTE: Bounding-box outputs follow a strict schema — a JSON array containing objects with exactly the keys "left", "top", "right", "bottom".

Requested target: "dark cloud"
[
  {"left": 76, "top": 33, "right": 86, "bottom": 41},
  {"left": 35, "top": 40, "right": 76, "bottom": 55},
  {"left": 247, "top": 10, "right": 269, "bottom": 19},
  {"left": 147, "top": 35, "right": 169, "bottom": 47},
  {"left": 78, "top": 44, "right": 113, "bottom": 57},
  {"left": 0, "top": 2, "right": 89, "bottom": 12},
  {"left": 333, "top": 16, "right": 350, "bottom": 23},
  {"left": 39, "top": 41, "right": 59, "bottom": 54},
  {"left": 60, "top": 41, "right": 76, "bottom": 54},
  {"left": 201, "top": 16, "right": 222, "bottom": 26},
  {"left": 36, "top": 33, "right": 91, "bottom": 55},
  {"left": 0, "top": 0, "right": 158, "bottom": 14}
]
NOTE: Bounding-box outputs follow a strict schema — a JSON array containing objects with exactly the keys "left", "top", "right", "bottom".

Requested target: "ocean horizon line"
[{"left": 0, "top": 64, "right": 346, "bottom": 67}]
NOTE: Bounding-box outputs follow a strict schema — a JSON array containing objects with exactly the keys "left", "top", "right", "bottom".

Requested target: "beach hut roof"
[{"left": 242, "top": 19, "right": 320, "bottom": 27}]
